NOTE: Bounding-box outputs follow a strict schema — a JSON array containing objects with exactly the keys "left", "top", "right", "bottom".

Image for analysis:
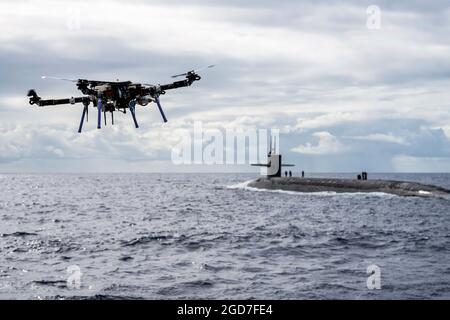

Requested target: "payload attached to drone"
[{"left": 27, "top": 65, "right": 214, "bottom": 133}]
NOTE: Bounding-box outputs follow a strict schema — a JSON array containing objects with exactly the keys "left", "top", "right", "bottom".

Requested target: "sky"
[{"left": 1, "top": 0, "right": 450, "bottom": 173}]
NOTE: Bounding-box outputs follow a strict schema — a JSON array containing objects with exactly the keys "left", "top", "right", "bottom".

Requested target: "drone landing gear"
[
  {"left": 129, "top": 100, "right": 139, "bottom": 128},
  {"left": 154, "top": 96, "right": 168, "bottom": 123},
  {"left": 78, "top": 101, "right": 90, "bottom": 133},
  {"left": 97, "top": 97, "right": 102, "bottom": 129}
]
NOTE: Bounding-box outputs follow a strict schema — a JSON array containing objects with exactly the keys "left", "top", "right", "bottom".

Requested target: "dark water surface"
[{"left": 0, "top": 173, "right": 449, "bottom": 299}]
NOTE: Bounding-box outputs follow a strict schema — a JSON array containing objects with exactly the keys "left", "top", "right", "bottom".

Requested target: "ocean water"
[{"left": 0, "top": 172, "right": 449, "bottom": 300}]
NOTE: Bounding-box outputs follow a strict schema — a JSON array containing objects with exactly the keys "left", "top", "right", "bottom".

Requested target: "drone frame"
[{"left": 27, "top": 71, "right": 206, "bottom": 133}]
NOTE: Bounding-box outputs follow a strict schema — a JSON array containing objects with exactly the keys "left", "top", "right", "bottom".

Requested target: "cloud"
[
  {"left": 346, "top": 133, "right": 408, "bottom": 145},
  {"left": 291, "top": 131, "right": 347, "bottom": 155},
  {"left": 0, "top": 123, "right": 188, "bottom": 164},
  {"left": 1, "top": 0, "right": 450, "bottom": 172},
  {"left": 442, "top": 126, "right": 450, "bottom": 140},
  {"left": 392, "top": 155, "right": 450, "bottom": 172}
]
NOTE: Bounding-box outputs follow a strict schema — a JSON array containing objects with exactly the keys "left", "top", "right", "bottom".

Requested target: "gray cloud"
[{"left": 1, "top": 0, "right": 450, "bottom": 172}]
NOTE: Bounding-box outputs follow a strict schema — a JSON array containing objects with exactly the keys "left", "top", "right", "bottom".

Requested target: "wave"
[
  {"left": 31, "top": 280, "right": 68, "bottom": 289},
  {"left": 227, "top": 180, "right": 396, "bottom": 198},
  {"left": 1, "top": 231, "right": 38, "bottom": 237},
  {"left": 226, "top": 179, "right": 254, "bottom": 190},
  {"left": 49, "top": 294, "right": 144, "bottom": 300}
]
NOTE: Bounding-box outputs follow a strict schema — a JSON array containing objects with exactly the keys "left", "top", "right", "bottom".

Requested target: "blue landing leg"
[
  {"left": 154, "top": 96, "right": 168, "bottom": 123},
  {"left": 129, "top": 100, "right": 139, "bottom": 128},
  {"left": 78, "top": 105, "right": 88, "bottom": 133},
  {"left": 97, "top": 97, "right": 102, "bottom": 129}
]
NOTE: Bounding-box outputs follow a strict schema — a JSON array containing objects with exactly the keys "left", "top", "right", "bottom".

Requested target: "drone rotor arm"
[
  {"left": 27, "top": 90, "right": 90, "bottom": 107},
  {"left": 159, "top": 76, "right": 200, "bottom": 92}
]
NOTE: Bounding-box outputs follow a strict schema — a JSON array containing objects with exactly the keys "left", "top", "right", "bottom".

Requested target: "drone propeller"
[
  {"left": 171, "top": 64, "right": 215, "bottom": 78},
  {"left": 41, "top": 76, "right": 78, "bottom": 82}
]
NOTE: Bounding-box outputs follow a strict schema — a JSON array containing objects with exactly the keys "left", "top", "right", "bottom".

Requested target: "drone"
[{"left": 27, "top": 65, "right": 214, "bottom": 133}]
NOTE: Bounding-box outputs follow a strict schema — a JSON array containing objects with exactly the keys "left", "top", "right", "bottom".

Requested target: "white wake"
[{"left": 227, "top": 180, "right": 396, "bottom": 198}]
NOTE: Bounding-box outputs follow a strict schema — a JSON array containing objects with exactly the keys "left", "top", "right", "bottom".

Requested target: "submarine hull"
[{"left": 247, "top": 177, "right": 450, "bottom": 197}]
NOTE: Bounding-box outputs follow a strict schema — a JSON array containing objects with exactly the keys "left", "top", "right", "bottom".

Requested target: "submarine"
[{"left": 249, "top": 141, "right": 450, "bottom": 198}]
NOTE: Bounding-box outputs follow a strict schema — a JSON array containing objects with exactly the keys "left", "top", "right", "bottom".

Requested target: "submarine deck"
[{"left": 247, "top": 177, "right": 450, "bottom": 197}]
